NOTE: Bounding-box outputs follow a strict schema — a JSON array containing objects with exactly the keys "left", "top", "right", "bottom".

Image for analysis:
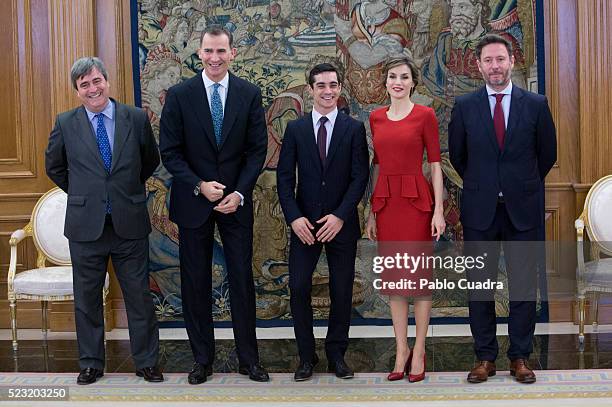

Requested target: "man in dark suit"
[
  {"left": 45, "top": 57, "right": 162, "bottom": 384},
  {"left": 449, "top": 34, "right": 557, "bottom": 384},
  {"left": 277, "top": 63, "right": 369, "bottom": 381},
  {"left": 159, "top": 25, "right": 268, "bottom": 383}
]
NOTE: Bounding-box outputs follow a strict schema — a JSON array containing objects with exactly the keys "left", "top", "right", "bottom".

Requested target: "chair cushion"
[
  {"left": 13, "top": 266, "right": 109, "bottom": 296},
  {"left": 584, "top": 258, "right": 612, "bottom": 291}
]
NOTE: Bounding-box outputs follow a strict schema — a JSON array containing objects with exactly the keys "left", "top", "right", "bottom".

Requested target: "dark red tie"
[
  {"left": 493, "top": 93, "right": 505, "bottom": 150},
  {"left": 317, "top": 116, "right": 328, "bottom": 163}
]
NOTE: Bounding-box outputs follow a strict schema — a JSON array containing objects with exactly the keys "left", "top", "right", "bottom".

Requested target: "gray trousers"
[{"left": 69, "top": 221, "right": 159, "bottom": 370}]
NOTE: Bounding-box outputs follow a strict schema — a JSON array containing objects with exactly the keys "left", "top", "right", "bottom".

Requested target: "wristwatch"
[{"left": 194, "top": 181, "right": 203, "bottom": 196}]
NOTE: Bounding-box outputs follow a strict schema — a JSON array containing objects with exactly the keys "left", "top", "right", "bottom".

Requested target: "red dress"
[{"left": 370, "top": 104, "right": 441, "bottom": 297}]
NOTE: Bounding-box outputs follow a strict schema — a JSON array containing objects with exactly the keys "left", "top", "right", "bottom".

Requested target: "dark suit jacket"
[
  {"left": 45, "top": 99, "right": 160, "bottom": 242},
  {"left": 276, "top": 111, "right": 369, "bottom": 241},
  {"left": 159, "top": 72, "right": 267, "bottom": 228},
  {"left": 449, "top": 85, "right": 557, "bottom": 231}
]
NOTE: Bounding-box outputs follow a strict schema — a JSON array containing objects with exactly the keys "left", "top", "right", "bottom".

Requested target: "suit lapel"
[
  {"left": 187, "top": 75, "right": 218, "bottom": 150},
  {"left": 325, "top": 111, "right": 347, "bottom": 168},
  {"left": 476, "top": 87, "right": 500, "bottom": 155},
  {"left": 504, "top": 86, "right": 525, "bottom": 152},
  {"left": 302, "top": 113, "right": 323, "bottom": 174},
  {"left": 75, "top": 106, "right": 107, "bottom": 171},
  {"left": 218, "top": 73, "right": 241, "bottom": 150},
  {"left": 111, "top": 100, "right": 130, "bottom": 173}
]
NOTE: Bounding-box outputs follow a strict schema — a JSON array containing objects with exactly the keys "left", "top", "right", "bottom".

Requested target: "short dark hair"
[
  {"left": 475, "top": 34, "right": 513, "bottom": 60},
  {"left": 308, "top": 63, "right": 341, "bottom": 87},
  {"left": 70, "top": 57, "right": 108, "bottom": 89},
  {"left": 382, "top": 57, "right": 420, "bottom": 96},
  {"left": 200, "top": 24, "right": 233, "bottom": 47}
]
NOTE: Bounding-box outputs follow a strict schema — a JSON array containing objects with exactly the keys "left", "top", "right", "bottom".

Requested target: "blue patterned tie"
[
  {"left": 211, "top": 83, "right": 224, "bottom": 145},
  {"left": 94, "top": 113, "right": 112, "bottom": 213}
]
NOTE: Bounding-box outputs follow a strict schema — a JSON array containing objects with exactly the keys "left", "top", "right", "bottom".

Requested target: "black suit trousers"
[
  {"left": 178, "top": 211, "right": 258, "bottom": 366},
  {"left": 69, "top": 221, "right": 159, "bottom": 370},
  {"left": 288, "top": 230, "right": 357, "bottom": 363},
  {"left": 464, "top": 202, "right": 539, "bottom": 362}
]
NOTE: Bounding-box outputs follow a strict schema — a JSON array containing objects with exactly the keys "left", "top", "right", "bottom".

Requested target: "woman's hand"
[
  {"left": 431, "top": 209, "right": 446, "bottom": 241},
  {"left": 365, "top": 213, "right": 377, "bottom": 241}
]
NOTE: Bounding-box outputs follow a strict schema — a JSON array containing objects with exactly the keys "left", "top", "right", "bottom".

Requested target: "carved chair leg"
[
  {"left": 103, "top": 292, "right": 107, "bottom": 348},
  {"left": 41, "top": 300, "right": 48, "bottom": 341},
  {"left": 578, "top": 295, "right": 586, "bottom": 350},
  {"left": 592, "top": 292, "right": 600, "bottom": 332},
  {"left": 10, "top": 299, "right": 17, "bottom": 351}
]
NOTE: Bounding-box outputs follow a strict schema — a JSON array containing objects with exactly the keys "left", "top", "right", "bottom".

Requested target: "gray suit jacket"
[{"left": 45, "top": 99, "right": 160, "bottom": 242}]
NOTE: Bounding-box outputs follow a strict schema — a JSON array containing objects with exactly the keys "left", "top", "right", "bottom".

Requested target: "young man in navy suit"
[
  {"left": 160, "top": 25, "right": 268, "bottom": 384},
  {"left": 449, "top": 34, "right": 557, "bottom": 384},
  {"left": 277, "top": 63, "right": 369, "bottom": 381}
]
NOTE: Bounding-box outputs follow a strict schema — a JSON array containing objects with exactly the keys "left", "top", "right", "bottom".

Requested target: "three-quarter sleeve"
[
  {"left": 369, "top": 114, "right": 379, "bottom": 164},
  {"left": 423, "top": 107, "right": 441, "bottom": 163}
]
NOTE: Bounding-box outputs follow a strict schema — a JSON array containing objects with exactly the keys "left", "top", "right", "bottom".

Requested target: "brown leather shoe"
[
  {"left": 467, "top": 361, "right": 496, "bottom": 383},
  {"left": 509, "top": 359, "right": 536, "bottom": 384}
]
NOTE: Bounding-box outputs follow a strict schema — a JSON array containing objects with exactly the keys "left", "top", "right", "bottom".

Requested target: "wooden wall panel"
[
  {"left": 544, "top": 0, "right": 579, "bottom": 185},
  {"left": 48, "top": 0, "right": 96, "bottom": 115},
  {"left": 577, "top": 0, "right": 612, "bottom": 182},
  {"left": 0, "top": 0, "right": 36, "bottom": 179},
  {"left": 0, "top": 0, "right": 97, "bottom": 330},
  {"left": 542, "top": 0, "right": 580, "bottom": 319},
  {"left": 544, "top": 0, "right": 612, "bottom": 322},
  {"left": 96, "top": 0, "right": 135, "bottom": 105},
  {"left": 0, "top": 0, "right": 18, "bottom": 161}
]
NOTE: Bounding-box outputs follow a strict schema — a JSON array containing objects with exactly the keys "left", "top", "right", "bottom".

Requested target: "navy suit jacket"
[
  {"left": 449, "top": 85, "right": 557, "bottom": 232},
  {"left": 159, "top": 72, "right": 267, "bottom": 228},
  {"left": 276, "top": 111, "right": 369, "bottom": 241}
]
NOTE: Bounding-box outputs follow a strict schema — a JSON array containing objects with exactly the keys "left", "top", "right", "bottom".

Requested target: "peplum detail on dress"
[{"left": 371, "top": 173, "right": 434, "bottom": 213}]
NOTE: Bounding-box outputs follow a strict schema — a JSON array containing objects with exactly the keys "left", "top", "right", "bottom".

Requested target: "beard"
[
  {"left": 483, "top": 69, "right": 511, "bottom": 88},
  {"left": 450, "top": 14, "right": 479, "bottom": 39}
]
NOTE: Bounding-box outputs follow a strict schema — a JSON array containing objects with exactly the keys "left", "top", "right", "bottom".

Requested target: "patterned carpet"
[{"left": 1, "top": 370, "right": 612, "bottom": 403}]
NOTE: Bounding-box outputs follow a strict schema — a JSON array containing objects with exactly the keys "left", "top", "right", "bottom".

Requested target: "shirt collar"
[
  {"left": 202, "top": 71, "right": 229, "bottom": 90},
  {"left": 312, "top": 107, "right": 338, "bottom": 127},
  {"left": 85, "top": 99, "right": 114, "bottom": 122},
  {"left": 486, "top": 81, "right": 513, "bottom": 97}
]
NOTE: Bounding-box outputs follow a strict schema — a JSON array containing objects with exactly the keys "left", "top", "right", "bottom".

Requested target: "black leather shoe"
[
  {"left": 136, "top": 366, "right": 164, "bottom": 382},
  {"left": 77, "top": 367, "right": 104, "bottom": 385},
  {"left": 188, "top": 362, "right": 213, "bottom": 385},
  {"left": 238, "top": 363, "right": 270, "bottom": 382},
  {"left": 327, "top": 359, "right": 354, "bottom": 379},
  {"left": 294, "top": 354, "right": 319, "bottom": 381}
]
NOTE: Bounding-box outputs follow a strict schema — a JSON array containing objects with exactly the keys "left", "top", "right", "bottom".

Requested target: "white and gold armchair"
[
  {"left": 575, "top": 175, "right": 612, "bottom": 347},
  {"left": 7, "top": 187, "right": 109, "bottom": 351}
]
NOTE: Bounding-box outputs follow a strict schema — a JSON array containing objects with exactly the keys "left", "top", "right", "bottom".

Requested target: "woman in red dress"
[{"left": 366, "top": 57, "right": 445, "bottom": 382}]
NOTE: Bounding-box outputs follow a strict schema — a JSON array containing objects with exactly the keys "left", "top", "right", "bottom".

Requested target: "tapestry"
[{"left": 136, "top": 0, "right": 543, "bottom": 324}]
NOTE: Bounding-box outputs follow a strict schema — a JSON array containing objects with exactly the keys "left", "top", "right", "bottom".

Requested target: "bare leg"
[
  {"left": 411, "top": 297, "right": 431, "bottom": 374},
  {"left": 389, "top": 296, "right": 410, "bottom": 372}
]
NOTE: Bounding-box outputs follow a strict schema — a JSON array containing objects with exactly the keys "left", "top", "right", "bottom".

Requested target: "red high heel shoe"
[
  {"left": 408, "top": 353, "right": 426, "bottom": 383},
  {"left": 387, "top": 350, "right": 412, "bottom": 381}
]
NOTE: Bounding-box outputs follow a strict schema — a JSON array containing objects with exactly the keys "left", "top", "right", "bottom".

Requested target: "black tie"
[{"left": 317, "top": 116, "right": 328, "bottom": 164}]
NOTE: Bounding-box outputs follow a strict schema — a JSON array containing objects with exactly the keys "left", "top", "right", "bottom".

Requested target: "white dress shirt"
[
  {"left": 311, "top": 107, "right": 338, "bottom": 154},
  {"left": 200, "top": 71, "right": 243, "bottom": 204},
  {"left": 485, "top": 81, "right": 512, "bottom": 128},
  {"left": 202, "top": 71, "right": 229, "bottom": 112},
  {"left": 85, "top": 99, "right": 115, "bottom": 150}
]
